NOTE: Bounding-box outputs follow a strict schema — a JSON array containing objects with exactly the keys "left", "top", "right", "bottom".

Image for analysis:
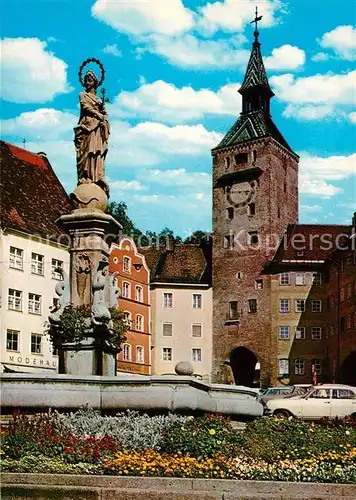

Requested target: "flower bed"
[{"left": 1, "top": 409, "right": 356, "bottom": 483}]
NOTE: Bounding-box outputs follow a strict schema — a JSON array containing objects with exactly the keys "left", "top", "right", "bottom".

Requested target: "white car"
[{"left": 266, "top": 384, "right": 356, "bottom": 420}]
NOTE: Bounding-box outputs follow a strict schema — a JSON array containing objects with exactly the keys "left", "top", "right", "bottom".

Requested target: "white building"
[
  {"left": 0, "top": 141, "right": 70, "bottom": 373},
  {"left": 141, "top": 240, "right": 212, "bottom": 380}
]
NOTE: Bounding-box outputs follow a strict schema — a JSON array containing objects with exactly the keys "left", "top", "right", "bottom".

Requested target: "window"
[
  {"left": 340, "top": 288, "right": 345, "bottom": 302},
  {"left": 123, "top": 256, "right": 131, "bottom": 273},
  {"left": 135, "top": 315, "right": 144, "bottom": 332},
  {"left": 346, "top": 283, "right": 352, "bottom": 299},
  {"left": 312, "top": 273, "right": 322, "bottom": 286},
  {"left": 295, "top": 299, "right": 306, "bottom": 313},
  {"left": 162, "top": 322, "right": 173, "bottom": 337},
  {"left": 9, "top": 247, "right": 23, "bottom": 270},
  {"left": 294, "top": 358, "right": 305, "bottom": 375},
  {"left": 311, "top": 300, "right": 322, "bottom": 312},
  {"left": 224, "top": 234, "right": 234, "bottom": 249},
  {"left": 224, "top": 157, "right": 231, "bottom": 170},
  {"left": 135, "top": 286, "right": 143, "bottom": 302},
  {"left": 226, "top": 207, "right": 234, "bottom": 219},
  {"left": 295, "top": 326, "right": 306, "bottom": 340},
  {"left": 163, "top": 292, "right": 173, "bottom": 308},
  {"left": 234, "top": 153, "right": 248, "bottom": 164},
  {"left": 248, "top": 231, "right": 259, "bottom": 245},
  {"left": 162, "top": 347, "right": 172, "bottom": 361},
  {"left": 193, "top": 293, "right": 202, "bottom": 309},
  {"left": 279, "top": 273, "right": 290, "bottom": 285},
  {"left": 279, "top": 299, "right": 290, "bottom": 313},
  {"left": 228, "top": 301, "right": 238, "bottom": 320},
  {"left": 279, "top": 326, "right": 290, "bottom": 340},
  {"left": 31, "top": 334, "right": 42, "bottom": 354},
  {"left": 278, "top": 359, "right": 289, "bottom": 377},
  {"left": 53, "top": 297, "right": 60, "bottom": 309},
  {"left": 51, "top": 259, "right": 63, "bottom": 280},
  {"left": 236, "top": 271, "right": 243, "bottom": 280},
  {"left": 123, "top": 344, "right": 132, "bottom": 361},
  {"left": 123, "top": 311, "right": 132, "bottom": 327},
  {"left": 8, "top": 289, "right": 22, "bottom": 311},
  {"left": 247, "top": 203, "right": 255, "bottom": 216},
  {"left": 136, "top": 346, "right": 144, "bottom": 363},
  {"left": 248, "top": 299, "right": 257, "bottom": 314},
  {"left": 31, "top": 253, "right": 44, "bottom": 275},
  {"left": 28, "top": 293, "right": 41, "bottom": 315},
  {"left": 192, "top": 348, "right": 202, "bottom": 362},
  {"left": 346, "top": 255, "right": 352, "bottom": 269},
  {"left": 295, "top": 273, "right": 305, "bottom": 286},
  {"left": 311, "top": 359, "right": 321, "bottom": 375},
  {"left": 252, "top": 150, "right": 257, "bottom": 162},
  {"left": 192, "top": 324, "right": 202, "bottom": 337},
  {"left": 334, "top": 389, "right": 355, "bottom": 399},
  {"left": 255, "top": 279, "right": 263, "bottom": 290},
  {"left": 122, "top": 282, "right": 131, "bottom": 299},
  {"left": 310, "top": 388, "right": 330, "bottom": 399},
  {"left": 311, "top": 327, "right": 322, "bottom": 340},
  {"left": 346, "top": 313, "right": 352, "bottom": 329},
  {"left": 340, "top": 316, "right": 345, "bottom": 332},
  {"left": 6, "top": 330, "right": 19, "bottom": 351}
]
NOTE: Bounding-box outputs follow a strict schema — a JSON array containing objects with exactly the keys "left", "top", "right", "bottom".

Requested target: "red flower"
[{"left": 64, "top": 447, "right": 71, "bottom": 453}]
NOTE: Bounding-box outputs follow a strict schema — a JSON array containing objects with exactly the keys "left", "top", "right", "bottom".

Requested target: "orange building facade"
[{"left": 109, "top": 238, "right": 151, "bottom": 375}]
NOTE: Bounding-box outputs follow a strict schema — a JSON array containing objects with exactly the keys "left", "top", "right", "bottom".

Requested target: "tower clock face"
[{"left": 226, "top": 180, "right": 258, "bottom": 209}]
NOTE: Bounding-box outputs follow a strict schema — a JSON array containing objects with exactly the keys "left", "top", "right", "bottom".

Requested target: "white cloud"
[
  {"left": 1, "top": 108, "right": 77, "bottom": 140},
  {"left": 299, "top": 177, "right": 343, "bottom": 198},
  {"left": 0, "top": 38, "right": 72, "bottom": 103},
  {"left": 110, "top": 80, "right": 241, "bottom": 122},
  {"left": 270, "top": 71, "right": 355, "bottom": 105},
  {"left": 142, "top": 168, "right": 211, "bottom": 187},
  {"left": 299, "top": 152, "right": 355, "bottom": 198},
  {"left": 319, "top": 25, "right": 356, "bottom": 61},
  {"left": 300, "top": 204, "right": 322, "bottom": 213},
  {"left": 283, "top": 104, "right": 335, "bottom": 121},
  {"left": 110, "top": 180, "right": 146, "bottom": 191},
  {"left": 264, "top": 44, "right": 305, "bottom": 70},
  {"left": 270, "top": 71, "right": 355, "bottom": 121},
  {"left": 140, "top": 33, "right": 250, "bottom": 69},
  {"left": 198, "top": 0, "right": 284, "bottom": 34},
  {"left": 102, "top": 44, "right": 122, "bottom": 57},
  {"left": 349, "top": 112, "right": 356, "bottom": 124},
  {"left": 311, "top": 52, "right": 329, "bottom": 62},
  {"left": 92, "top": 0, "right": 194, "bottom": 36}
]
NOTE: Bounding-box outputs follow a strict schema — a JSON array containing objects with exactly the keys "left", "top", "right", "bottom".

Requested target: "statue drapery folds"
[{"left": 74, "top": 63, "right": 110, "bottom": 195}]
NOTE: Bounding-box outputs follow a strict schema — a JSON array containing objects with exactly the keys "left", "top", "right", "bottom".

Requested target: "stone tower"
[{"left": 211, "top": 27, "right": 299, "bottom": 386}]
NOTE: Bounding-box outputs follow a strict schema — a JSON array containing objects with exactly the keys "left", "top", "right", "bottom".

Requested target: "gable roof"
[
  {"left": 0, "top": 141, "right": 71, "bottom": 240},
  {"left": 265, "top": 223, "right": 351, "bottom": 273},
  {"left": 140, "top": 242, "right": 211, "bottom": 286},
  {"left": 214, "top": 109, "right": 294, "bottom": 152}
]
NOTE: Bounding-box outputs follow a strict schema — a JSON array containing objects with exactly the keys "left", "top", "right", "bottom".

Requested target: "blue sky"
[{"left": 1, "top": 0, "right": 355, "bottom": 236}]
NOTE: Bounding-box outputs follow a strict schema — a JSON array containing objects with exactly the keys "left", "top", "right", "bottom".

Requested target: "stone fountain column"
[{"left": 50, "top": 59, "right": 122, "bottom": 376}]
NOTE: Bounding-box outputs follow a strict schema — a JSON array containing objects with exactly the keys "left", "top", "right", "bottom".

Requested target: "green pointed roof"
[{"left": 239, "top": 39, "right": 274, "bottom": 96}]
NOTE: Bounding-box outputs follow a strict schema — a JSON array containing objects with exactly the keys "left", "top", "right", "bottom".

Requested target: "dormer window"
[{"left": 234, "top": 153, "right": 248, "bottom": 165}]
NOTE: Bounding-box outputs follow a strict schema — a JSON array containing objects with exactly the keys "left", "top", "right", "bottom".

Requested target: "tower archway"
[
  {"left": 340, "top": 351, "right": 356, "bottom": 386},
  {"left": 230, "top": 346, "right": 258, "bottom": 387}
]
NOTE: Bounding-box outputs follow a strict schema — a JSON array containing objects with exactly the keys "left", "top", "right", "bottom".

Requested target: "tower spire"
[{"left": 239, "top": 7, "right": 274, "bottom": 115}]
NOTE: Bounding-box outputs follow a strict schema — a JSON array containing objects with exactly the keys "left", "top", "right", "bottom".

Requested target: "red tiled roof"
[
  {"left": 140, "top": 243, "right": 211, "bottom": 285},
  {"left": 0, "top": 141, "right": 71, "bottom": 240},
  {"left": 266, "top": 223, "right": 351, "bottom": 271}
]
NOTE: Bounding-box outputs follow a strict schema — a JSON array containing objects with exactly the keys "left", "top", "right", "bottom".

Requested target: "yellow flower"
[{"left": 209, "top": 429, "right": 216, "bottom": 436}]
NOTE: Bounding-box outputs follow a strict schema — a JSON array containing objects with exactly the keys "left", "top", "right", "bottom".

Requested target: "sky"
[{"left": 1, "top": 0, "right": 355, "bottom": 237}]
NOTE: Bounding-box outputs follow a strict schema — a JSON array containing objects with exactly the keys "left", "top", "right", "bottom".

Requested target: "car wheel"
[
  {"left": 273, "top": 409, "right": 293, "bottom": 418},
  {"left": 351, "top": 412, "right": 356, "bottom": 419}
]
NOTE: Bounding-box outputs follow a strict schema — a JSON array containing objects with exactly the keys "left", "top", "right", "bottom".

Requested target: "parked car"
[
  {"left": 266, "top": 384, "right": 356, "bottom": 420},
  {"left": 260, "top": 386, "right": 310, "bottom": 403}
]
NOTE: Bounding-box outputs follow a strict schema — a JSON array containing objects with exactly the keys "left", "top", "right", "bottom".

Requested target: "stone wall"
[{"left": 2, "top": 474, "right": 356, "bottom": 499}]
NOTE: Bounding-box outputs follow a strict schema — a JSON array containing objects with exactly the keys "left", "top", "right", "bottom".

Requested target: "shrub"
[{"left": 161, "top": 414, "right": 243, "bottom": 459}]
